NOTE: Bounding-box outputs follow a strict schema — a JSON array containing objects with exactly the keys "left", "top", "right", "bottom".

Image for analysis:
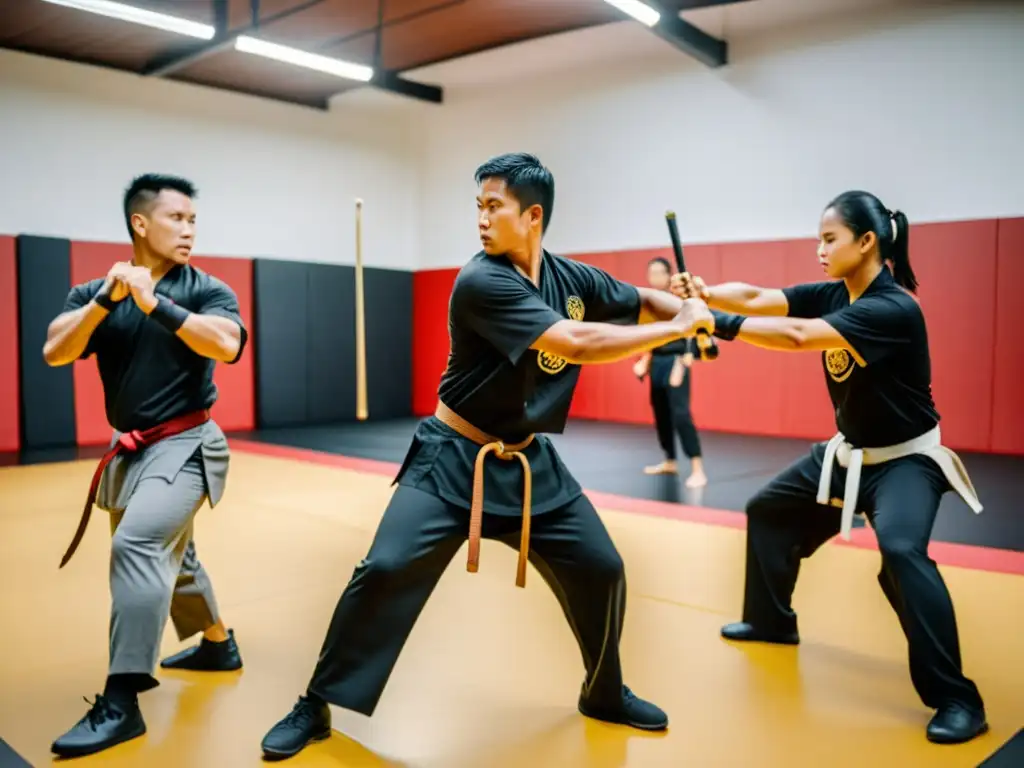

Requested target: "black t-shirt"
[
  {"left": 782, "top": 268, "right": 938, "bottom": 448},
  {"left": 63, "top": 264, "right": 248, "bottom": 433},
  {"left": 397, "top": 249, "right": 641, "bottom": 515},
  {"left": 649, "top": 337, "right": 695, "bottom": 388}
]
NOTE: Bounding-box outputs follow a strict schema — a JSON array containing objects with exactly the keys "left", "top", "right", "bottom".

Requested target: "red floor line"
[{"left": 229, "top": 438, "right": 1024, "bottom": 578}]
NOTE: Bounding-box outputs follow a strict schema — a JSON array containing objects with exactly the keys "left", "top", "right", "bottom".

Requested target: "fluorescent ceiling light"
[
  {"left": 234, "top": 36, "right": 374, "bottom": 82},
  {"left": 603, "top": 0, "right": 661, "bottom": 28},
  {"left": 40, "top": 0, "right": 215, "bottom": 39}
]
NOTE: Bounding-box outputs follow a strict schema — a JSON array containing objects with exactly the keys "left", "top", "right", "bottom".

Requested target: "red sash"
[{"left": 59, "top": 409, "right": 212, "bottom": 568}]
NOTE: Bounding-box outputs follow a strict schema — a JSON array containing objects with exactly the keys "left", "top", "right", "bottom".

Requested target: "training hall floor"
[{"left": 0, "top": 418, "right": 1021, "bottom": 766}]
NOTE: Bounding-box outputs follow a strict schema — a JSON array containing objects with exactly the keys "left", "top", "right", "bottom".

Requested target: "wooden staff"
[{"left": 355, "top": 198, "right": 368, "bottom": 421}]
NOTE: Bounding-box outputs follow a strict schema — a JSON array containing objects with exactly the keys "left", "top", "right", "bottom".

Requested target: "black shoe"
[
  {"left": 160, "top": 629, "right": 243, "bottom": 671},
  {"left": 261, "top": 695, "right": 332, "bottom": 760},
  {"left": 51, "top": 694, "right": 146, "bottom": 758},
  {"left": 721, "top": 621, "right": 799, "bottom": 645},
  {"left": 579, "top": 686, "right": 668, "bottom": 731},
  {"left": 926, "top": 704, "right": 988, "bottom": 744}
]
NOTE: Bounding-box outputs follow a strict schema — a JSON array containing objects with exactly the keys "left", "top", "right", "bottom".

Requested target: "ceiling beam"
[
  {"left": 142, "top": 0, "right": 441, "bottom": 104},
  {"left": 315, "top": 0, "right": 466, "bottom": 52},
  {"left": 610, "top": 1, "right": 728, "bottom": 67},
  {"left": 355, "top": 0, "right": 444, "bottom": 104},
  {"left": 370, "top": 71, "right": 442, "bottom": 104},
  {"left": 651, "top": 8, "right": 727, "bottom": 67},
  {"left": 142, "top": 0, "right": 327, "bottom": 77},
  {"left": 665, "top": 0, "right": 741, "bottom": 9}
]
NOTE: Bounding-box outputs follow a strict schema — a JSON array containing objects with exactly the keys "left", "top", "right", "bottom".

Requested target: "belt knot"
[{"left": 433, "top": 402, "right": 535, "bottom": 588}]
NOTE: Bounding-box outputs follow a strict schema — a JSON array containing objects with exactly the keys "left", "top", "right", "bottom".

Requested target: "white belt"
[{"left": 816, "top": 425, "right": 983, "bottom": 541}]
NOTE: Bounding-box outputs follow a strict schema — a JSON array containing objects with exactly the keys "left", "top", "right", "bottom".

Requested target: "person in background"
[{"left": 633, "top": 257, "right": 707, "bottom": 488}]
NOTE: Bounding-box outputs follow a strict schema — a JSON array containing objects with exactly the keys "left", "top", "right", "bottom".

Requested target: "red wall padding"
[
  {"left": 780, "top": 239, "right": 838, "bottom": 439},
  {"left": 70, "top": 243, "right": 130, "bottom": 445},
  {"left": 69, "top": 243, "right": 255, "bottom": 444},
  {"left": 408, "top": 218, "right": 1022, "bottom": 455},
  {"left": 190, "top": 255, "right": 255, "bottom": 433},
  {"left": 0, "top": 236, "right": 19, "bottom": 452},
  {"left": 412, "top": 269, "right": 459, "bottom": 416},
  {"left": 910, "top": 221, "right": 998, "bottom": 452},
  {"left": 991, "top": 218, "right": 1024, "bottom": 454}
]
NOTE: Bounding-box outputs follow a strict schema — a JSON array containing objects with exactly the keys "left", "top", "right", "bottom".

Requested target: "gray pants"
[{"left": 101, "top": 420, "right": 229, "bottom": 681}]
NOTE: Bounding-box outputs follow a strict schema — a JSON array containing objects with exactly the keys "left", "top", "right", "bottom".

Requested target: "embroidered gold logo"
[
  {"left": 536, "top": 296, "right": 585, "bottom": 375},
  {"left": 825, "top": 348, "right": 854, "bottom": 382},
  {"left": 566, "top": 295, "right": 585, "bottom": 321},
  {"left": 537, "top": 350, "right": 568, "bottom": 374}
]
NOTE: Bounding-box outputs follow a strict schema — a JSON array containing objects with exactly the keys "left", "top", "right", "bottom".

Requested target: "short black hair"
[
  {"left": 123, "top": 173, "right": 197, "bottom": 240},
  {"left": 474, "top": 152, "right": 555, "bottom": 233},
  {"left": 648, "top": 257, "right": 671, "bottom": 271}
]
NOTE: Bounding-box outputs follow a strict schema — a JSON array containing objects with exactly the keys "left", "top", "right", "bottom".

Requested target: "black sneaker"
[
  {"left": 160, "top": 628, "right": 243, "bottom": 671},
  {"left": 51, "top": 694, "right": 146, "bottom": 758},
  {"left": 579, "top": 686, "right": 668, "bottom": 731},
  {"left": 261, "top": 695, "right": 332, "bottom": 760}
]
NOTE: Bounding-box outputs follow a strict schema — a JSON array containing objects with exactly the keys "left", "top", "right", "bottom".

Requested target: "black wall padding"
[
  {"left": 253, "top": 259, "right": 412, "bottom": 428},
  {"left": 253, "top": 259, "right": 308, "bottom": 428},
  {"left": 365, "top": 267, "right": 412, "bottom": 420},
  {"left": 16, "top": 235, "right": 76, "bottom": 448},
  {"left": 307, "top": 262, "right": 355, "bottom": 423}
]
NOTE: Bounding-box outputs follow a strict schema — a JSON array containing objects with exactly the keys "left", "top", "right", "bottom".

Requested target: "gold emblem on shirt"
[
  {"left": 825, "top": 348, "right": 854, "bottom": 382},
  {"left": 537, "top": 350, "right": 568, "bottom": 374},
  {"left": 566, "top": 295, "right": 585, "bottom": 321},
  {"left": 537, "top": 296, "right": 585, "bottom": 375}
]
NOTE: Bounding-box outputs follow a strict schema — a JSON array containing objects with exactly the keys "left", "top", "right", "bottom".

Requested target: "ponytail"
[
  {"left": 825, "top": 190, "right": 919, "bottom": 293},
  {"left": 886, "top": 209, "right": 917, "bottom": 293}
]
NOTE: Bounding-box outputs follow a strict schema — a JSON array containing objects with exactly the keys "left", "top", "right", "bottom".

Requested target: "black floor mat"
[
  {"left": 0, "top": 737, "right": 32, "bottom": 768},
  {"left": 978, "top": 728, "right": 1024, "bottom": 767},
  {"left": 228, "top": 418, "right": 1024, "bottom": 553}
]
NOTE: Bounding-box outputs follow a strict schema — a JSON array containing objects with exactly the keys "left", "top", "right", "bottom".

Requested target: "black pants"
[
  {"left": 650, "top": 376, "right": 701, "bottom": 460},
  {"left": 741, "top": 443, "right": 984, "bottom": 712},
  {"left": 306, "top": 485, "right": 627, "bottom": 716}
]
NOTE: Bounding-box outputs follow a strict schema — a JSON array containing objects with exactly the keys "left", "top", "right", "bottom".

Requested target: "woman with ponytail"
[{"left": 671, "top": 191, "right": 987, "bottom": 744}]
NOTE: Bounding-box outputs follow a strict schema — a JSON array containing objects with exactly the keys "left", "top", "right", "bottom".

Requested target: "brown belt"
[{"left": 434, "top": 402, "right": 535, "bottom": 588}]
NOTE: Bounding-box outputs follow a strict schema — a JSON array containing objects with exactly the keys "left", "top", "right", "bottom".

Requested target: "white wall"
[
  {"left": 0, "top": 49, "right": 421, "bottom": 270},
  {"left": 410, "top": 0, "right": 1024, "bottom": 268},
  {"left": 1, "top": 0, "right": 1022, "bottom": 273}
]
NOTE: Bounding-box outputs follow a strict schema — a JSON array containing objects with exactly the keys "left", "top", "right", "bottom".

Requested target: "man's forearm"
[
  {"left": 144, "top": 296, "right": 241, "bottom": 362},
  {"left": 42, "top": 303, "right": 109, "bottom": 366},
  {"left": 637, "top": 286, "right": 684, "bottom": 323},
  {"left": 562, "top": 321, "right": 690, "bottom": 364},
  {"left": 176, "top": 314, "right": 242, "bottom": 363}
]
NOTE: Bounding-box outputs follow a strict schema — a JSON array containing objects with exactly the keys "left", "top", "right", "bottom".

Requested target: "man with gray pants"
[{"left": 42, "top": 174, "right": 248, "bottom": 759}]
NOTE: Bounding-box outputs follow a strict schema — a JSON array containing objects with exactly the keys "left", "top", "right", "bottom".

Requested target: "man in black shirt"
[
  {"left": 43, "top": 174, "right": 248, "bottom": 758},
  {"left": 672, "top": 190, "right": 987, "bottom": 745},
  {"left": 260, "top": 152, "right": 714, "bottom": 760}
]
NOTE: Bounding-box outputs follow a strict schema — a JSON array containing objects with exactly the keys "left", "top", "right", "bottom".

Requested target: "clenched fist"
[
  {"left": 673, "top": 298, "right": 714, "bottom": 337},
  {"left": 99, "top": 262, "right": 135, "bottom": 303},
  {"left": 120, "top": 265, "right": 158, "bottom": 313},
  {"left": 670, "top": 271, "right": 708, "bottom": 301}
]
